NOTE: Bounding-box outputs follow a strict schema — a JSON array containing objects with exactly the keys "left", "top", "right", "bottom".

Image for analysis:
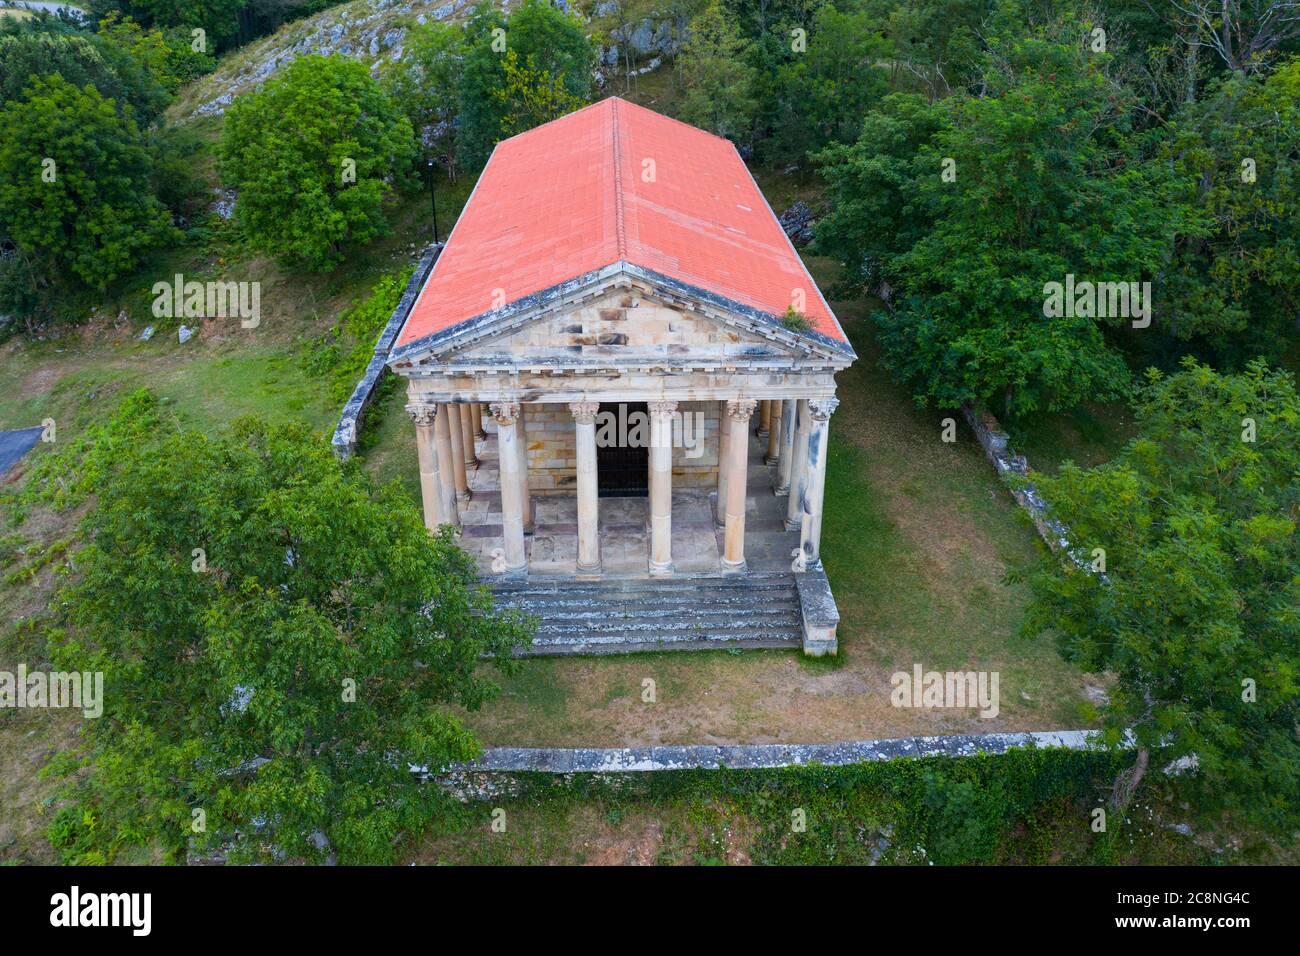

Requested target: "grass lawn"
[{"left": 386, "top": 254, "right": 1099, "bottom": 748}]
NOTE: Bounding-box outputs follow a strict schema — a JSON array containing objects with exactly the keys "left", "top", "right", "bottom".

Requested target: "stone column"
[
  {"left": 796, "top": 397, "right": 839, "bottom": 571},
  {"left": 473, "top": 403, "right": 487, "bottom": 441},
  {"left": 459, "top": 404, "right": 479, "bottom": 470},
  {"left": 775, "top": 399, "right": 796, "bottom": 496},
  {"left": 765, "top": 399, "right": 783, "bottom": 465},
  {"left": 570, "top": 402, "right": 601, "bottom": 575},
  {"left": 715, "top": 399, "right": 730, "bottom": 529},
  {"left": 785, "top": 400, "right": 810, "bottom": 531},
  {"left": 407, "top": 404, "right": 443, "bottom": 531},
  {"left": 722, "top": 399, "right": 757, "bottom": 573},
  {"left": 490, "top": 402, "right": 527, "bottom": 576},
  {"left": 757, "top": 399, "right": 771, "bottom": 439},
  {"left": 444, "top": 403, "right": 470, "bottom": 501},
  {"left": 517, "top": 403, "right": 533, "bottom": 534},
  {"left": 647, "top": 400, "right": 678, "bottom": 575},
  {"left": 431, "top": 403, "right": 460, "bottom": 529}
]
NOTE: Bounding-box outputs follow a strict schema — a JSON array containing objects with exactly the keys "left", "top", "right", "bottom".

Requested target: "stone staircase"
[{"left": 490, "top": 573, "right": 806, "bottom": 656}]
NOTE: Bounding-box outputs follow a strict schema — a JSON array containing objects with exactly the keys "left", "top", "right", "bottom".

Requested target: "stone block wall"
[{"left": 521, "top": 400, "right": 721, "bottom": 495}]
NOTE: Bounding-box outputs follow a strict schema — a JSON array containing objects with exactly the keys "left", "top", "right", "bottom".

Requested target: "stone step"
[
  {"left": 489, "top": 572, "right": 804, "bottom": 656},
  {"left": 525, "top": 627, "right": 802, "bottom": 656},
  {"left": 505, "top": 591, "right": 799, "bottom": 614},
  {"left": 533, "top": 611, "right": 802, "bottom": 634},
  {"left": 491, "top": 575, "right": 796, "bottom": 597}
]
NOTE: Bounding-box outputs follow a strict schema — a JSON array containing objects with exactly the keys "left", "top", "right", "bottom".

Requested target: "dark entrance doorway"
[{"left": 596, "top": 402, "right": 648, "bottom": 497}]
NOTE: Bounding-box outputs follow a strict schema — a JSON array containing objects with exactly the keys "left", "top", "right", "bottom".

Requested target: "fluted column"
[
  {"left": 459, "top": 404, "right": 479, "bottom": 470},
  {"left": 517, "top": 402, "right": 533, "bottom": 534},
  {"left": 765, "top": 399, "right": 783, "bottom": 465},
  {"left": 757, "top": 399, "right": 771, "bottom": 439},
  {"left": 785, "top": 400, "right": 810, "bottom": 531},
  {"left": 647, "top": 400, "right": 678, "bottom": 575},
  {"left": 431, "top": 404, "right": 460, "bottom": 528},
  {"left": 775, "top": 399, "right": 796, "bottom": 496},
  {"left": 444, "top": 403, "right": 470, "bottom": 501},
  {"left": 796, "top": 397, "right": 839, "bottom": 571},
  {"left": 473, "top": 403, "right": 487, "bottom": 441},
  {"left": 715, "top": 400, "right": 730, "bottom": 529},
  {"left": 722, "top": 399, "right": 757, "bottom": 573},
  {"left": 570, "top": 402, "right": 601, "bottom": 575},
  {"left": 407, "top": 404, "right": 443, "bottom": 531},
  {"left": 490, "top": 402, "right": 526, "bottom": 576}
]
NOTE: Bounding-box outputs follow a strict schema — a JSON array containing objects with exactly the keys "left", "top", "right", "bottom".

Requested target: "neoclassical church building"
[{"left": 388, "top": 98, "right": 855, "bottom": 656}]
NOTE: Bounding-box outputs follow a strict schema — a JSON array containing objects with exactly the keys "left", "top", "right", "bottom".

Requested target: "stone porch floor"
[{"left": 459, "top": 417, "right": 800, "bottom": 579}]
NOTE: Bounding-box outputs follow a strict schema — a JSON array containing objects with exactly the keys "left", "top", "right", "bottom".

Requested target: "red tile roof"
[{"left": 394, "top": 97, "right": 847, "bottom": 351}]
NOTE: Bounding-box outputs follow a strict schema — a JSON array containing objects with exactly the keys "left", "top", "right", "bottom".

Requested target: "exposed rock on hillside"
[{"left": 180, "top": 0, "right": 471, "bottom": 119}]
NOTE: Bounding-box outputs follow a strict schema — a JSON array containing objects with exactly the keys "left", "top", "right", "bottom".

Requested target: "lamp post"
[{"left": 427, "top": 159, "right": 440, "bottom": 244}]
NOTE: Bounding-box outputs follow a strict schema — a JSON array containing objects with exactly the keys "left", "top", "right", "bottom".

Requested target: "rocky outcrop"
[
  {"left": 778, "top": 201, "right": 817, "bottom": 245},
  {"left": 183, "top": 0, "right": 470, "bottom": 119}
]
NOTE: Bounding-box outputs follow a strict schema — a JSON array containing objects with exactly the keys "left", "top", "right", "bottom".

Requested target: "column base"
[
  {"left": 775, "top": 484, "right": 790, "bottom": 497},
  {"left": 648, "top": 560, "right": 674, "bottom": 576},
  {"left": 792, "top": 555, "right": 822, "bottom": 573},
  {"left": 575, "top": 561, "right": 602, "bottom": 579},
  {"left": 456, "top": 489, "right": 472, "bottom": 502},
  {"left": 783, "top": 517, "right": 802, "bottom": 532},
  {"left": 763, "top": 454, "right": 779, "bottom": 466},
  {"left": 756, "top": 428, "right": 769, "bottom": 440},
  {"left": 720, "top": 558, "right": 748, "bottom": 575},
  {"left": 474, "top": 430, "right": 488, "bottom": 441},
  {"left": 466, "top": 458, "right": 481, "bottom": 471}
]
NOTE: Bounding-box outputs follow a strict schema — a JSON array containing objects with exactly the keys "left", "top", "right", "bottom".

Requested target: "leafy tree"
[
  {"left": 44, "top": 394, "right": 531, "bottom": 864},
  {"left": 456, "top": 0, "right": 594, "bottom": 169},
  {"left": 494, "top": 47, "right": 588, "bottom": 138},
  {"left": 88, "top": 0, "right": 250, "bottom": 50},
  {"left": 0, "top": 25, "right": 168, "bottom": 122},
  {"left": 765, "top": 2, "right": 892, "bottom": 163},
  {"left": 221, "top": 54, "right": 416, "bottom": 271},
  {"left": 816, "top": 14, "right": 1209, "bottom": 417},
  {"left": 382, "top": 18, "right": 464, "bottom": 177},
  {"left": 1157, "top": 57, "right": 1300, "bottom": 360},
  {"left": 97, "top": 11, "right": 216, "bottom": 94},
  {"left": 676, "top": 0, "right": 757, "bottom": 142},
  {"left": 0, "top": 74, "right": 174, "bottom": 290},
  {"left": 1023, "top": 359, "right": 1300, "bottom": 832}
]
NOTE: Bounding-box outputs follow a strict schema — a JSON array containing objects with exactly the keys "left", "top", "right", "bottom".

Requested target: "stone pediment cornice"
[{"left": 387, "top": 261, "right": 857, "bottom": 374}]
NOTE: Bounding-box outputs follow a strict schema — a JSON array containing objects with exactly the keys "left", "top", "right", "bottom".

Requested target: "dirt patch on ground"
[{"left": 585, "top": 818, "right": 663, "bottom": 865}]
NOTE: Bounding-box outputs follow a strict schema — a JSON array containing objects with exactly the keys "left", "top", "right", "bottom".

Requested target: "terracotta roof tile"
[{"left": 395, "top": 97, "right": 845, "bottom": 350}]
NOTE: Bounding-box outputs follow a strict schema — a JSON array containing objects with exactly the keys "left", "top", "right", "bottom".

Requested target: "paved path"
[{"left": 0, "top": 427, "right": 43, "bottom": 476}]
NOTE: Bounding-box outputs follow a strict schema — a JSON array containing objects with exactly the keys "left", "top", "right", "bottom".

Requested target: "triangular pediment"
[{"left": 389, "top": 264, "right": 855, "bottom": 372}]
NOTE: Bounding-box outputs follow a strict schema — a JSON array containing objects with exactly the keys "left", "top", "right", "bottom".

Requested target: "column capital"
[
  {"left": 808, "top": 397, "right": 840, "bottom": 422},
  {"left": 647, "top": 400, "right": 679, "bottom": 419},
  {"left": 726, "top": 399, "right": 758, "bottom": 422},
  {"left": 569, "top": 401, "right": 601, "bottom": 424},
  {"left": 489, "top": 402, "right": 521, "bottom": 425},
  {"left": 405, "top": 403, "right": 438, "bottom": 427}
]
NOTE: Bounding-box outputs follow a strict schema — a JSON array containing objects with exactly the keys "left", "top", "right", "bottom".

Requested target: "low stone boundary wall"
[
  {"left": 331, "top": 243, "right": 441, "bottom": 459},
  {"left": 960, "top": 402, "right": 1073, "bottom": 554},
  {"left": 437, "top": 729, "right": 1098, "bottom": 775}
]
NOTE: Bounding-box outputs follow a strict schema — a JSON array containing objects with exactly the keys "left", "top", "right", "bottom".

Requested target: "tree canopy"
[
  {"left": 44, "top": 393, "right": 531, "bottom": 864},
  {"left": 0, "top": 73, "right": 174, "bottom": 291},
  {"left": 221, "top": 54, "right": 416, "bottom": 271},
  {"left": 1023, "top": 359, "right": 1300, "bottom": 832}
]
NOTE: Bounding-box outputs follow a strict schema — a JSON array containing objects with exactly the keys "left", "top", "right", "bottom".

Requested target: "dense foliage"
[
  {"left": 40, "top": 391, "right": 531, "bottom": 864},
  {"left": 1023, "top": 360, "right": 1300, "bottom": 833},
  {"left": 221, "top": 55, "right": 416, "bottom": 270},
  {"left": 0, "top": 74, "right": 175, "bottom": 291}
]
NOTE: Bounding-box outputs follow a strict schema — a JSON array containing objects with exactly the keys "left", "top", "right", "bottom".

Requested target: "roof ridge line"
[{"left": 610, "top": 98, "right": 627, "bottom": 260}]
